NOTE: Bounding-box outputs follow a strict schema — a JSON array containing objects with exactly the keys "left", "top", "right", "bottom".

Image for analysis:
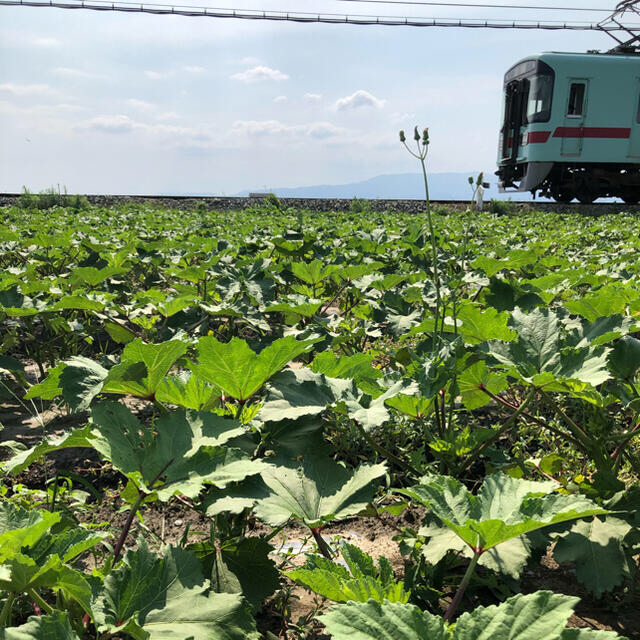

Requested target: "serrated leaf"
[
  {"left": 209, "top": 537, "right": 279, "bottom": 612},
  {"left": 454, "top": 591, "right": 577, "bottom": 639},
  {"left": 155, "top": 372, "right": 218, "bottom": 410},
  {"left": 93, "top": 540, "right": 258, "bottom": 640},
  {"left": 609, "top": 336, "right": 640, "bottom": 380},
  {"left": 192, "top": 335, "right": 318, "bottom": 401},
  {"left": 58, "top": 356, "right": 108, "bottom": 412},
  {"left": 2, "top": 427, "right": 93, "bottom": 475},
  {"left": 457, "top": 304, "right": 516, "bottom": 346},
  {"left": 458, "top": 361, "right": 508, "bottom": 410},
  {"left": 318, "top": 600, "right": 448, "bottom": 640},
  {"left": 102, "top": 338, "right": 187, "bottom": 398},
  {"left": 287, "top": 542, "right": 409, "bottom": 604},
  {"left": 254, "top": 458, "right": 387, "bottom": 528},
  {"left": 0, "top": 503, "right": 61, "bottom": 562},
  {"left": 0, "top": 613, "right": 81, "bottom": 640},
  {"left": 90, "top": 403, "right": 262, "bottom": 499},
  {"left": 553, "top": 516, "right": 632, "bottom": 597},
  {"left": 400, "top": 473, "right": 604, "bottom": 553}
]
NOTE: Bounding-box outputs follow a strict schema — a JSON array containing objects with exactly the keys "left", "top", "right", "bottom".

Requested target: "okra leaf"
[
  {"left": 0, "top": 612, "right": 81, "bottom": 640},
  {"left": 93, "top": 540, "right": 258, "bottom": 640},
  {"left": 254, "top": 457, "right": 387, "bottom": 528},
  {"left": 400, "top": 473, "right": 604, "bottom": 553},
  {"left": 553, "top": 516, "right": 632, "bottom": 597},
  {"left": 318, "top": 600, "right": 448, "bottom": 640},
  {"left": 191, "top": 335, "right": 318, "bottom": 401}
]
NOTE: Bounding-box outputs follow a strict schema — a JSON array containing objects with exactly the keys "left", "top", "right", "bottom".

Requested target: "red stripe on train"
[
  {"left": 552, "top": 127, "right": 631, "bottom": 139},
  {"left": 527, "top": 131, "right": 551, "bottom": 143}
]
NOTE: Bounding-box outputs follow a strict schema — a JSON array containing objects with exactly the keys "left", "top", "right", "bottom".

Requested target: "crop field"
[{"left": 2, "top": 198, "right": 640, "bottom": 639}]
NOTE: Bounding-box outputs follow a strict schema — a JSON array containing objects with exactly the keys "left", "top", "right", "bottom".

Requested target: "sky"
[{"left": 0, "top": 1, "right": 619, "bottom": 195}]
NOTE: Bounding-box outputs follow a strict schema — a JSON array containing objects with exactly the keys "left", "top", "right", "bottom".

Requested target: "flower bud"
[
  {"left": 476, "top": 172, "right": 484, "bottom": 186},
  {"left": 399, "top": 130, "right": 406, "bottom": 143},
  {"left": 414, "top": 126, "right": 420, "bottom": 141},
  {"left": 422, "top": 128, "right": 429, "bottom": 145},
  {"left": 468, "top": 176, "right": 474, "bottom": 185}
]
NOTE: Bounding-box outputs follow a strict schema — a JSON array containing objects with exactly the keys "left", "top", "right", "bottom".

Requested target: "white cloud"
[
  {"left": 53, "top": 67, "right": 99, "bottom": 79},
  {"left": 184, "top": 66, "right": 206, "bottom": 73},
  {"left": 237, "top": 56, "right": 261, "bottom": 66},
  {"left": 304, "top": 93, "right": 322, "bottom": 102},
  {"left": 145, "top": 70, "right": 174, "bottom": 80},
  {"left": 126, "top": 98, "right": 156, "bottom": 112},
  {"left": 231, "top": 119, "right": 345, "bottom": 141},
  {"left": 0, "top": 83, "right": 56, "bottom": 96},
  {"left": 273, "top": 95, "right": 288, "bottom": 103},
  {"left": 157, "top": 112, "right": 179, "bottom": 121},
  {"left": 78, "top": 115, "right": 136, "bottom": 134},
  {"left": 231, "top": 66, "right": 289, "bottom": 83},
  {"left": 334, "top": 90, "right": 385, "bottom": 111},
  {"left": 31, "top": 37, "right": 62, "bottom": 48}
]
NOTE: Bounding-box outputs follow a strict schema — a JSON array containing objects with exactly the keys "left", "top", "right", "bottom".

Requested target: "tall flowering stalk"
[{"left": 399, "top": 127, "right": 442, "bottom": 348}]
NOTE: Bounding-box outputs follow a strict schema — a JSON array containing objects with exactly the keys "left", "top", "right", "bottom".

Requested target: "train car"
[{"left": 497, "top": 51, "right": 640, "bottom": 203}]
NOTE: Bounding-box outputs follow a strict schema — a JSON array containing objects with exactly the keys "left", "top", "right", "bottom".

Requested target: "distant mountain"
[{"left": 236, "top": 172, "right": 534, "bottom": 201}]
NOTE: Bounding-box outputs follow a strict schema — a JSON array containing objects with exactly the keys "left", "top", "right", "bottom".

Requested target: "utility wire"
[
  {"left": 335, "top": 0, "right": 611, "bottom": 13},
  {"left": 0, "top": 0, "right": 631, "bottom": 28}
]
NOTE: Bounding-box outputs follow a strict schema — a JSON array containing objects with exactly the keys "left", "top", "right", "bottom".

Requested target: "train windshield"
[{"left": 525, "top": 73, "right": 553, "bottom": 123}]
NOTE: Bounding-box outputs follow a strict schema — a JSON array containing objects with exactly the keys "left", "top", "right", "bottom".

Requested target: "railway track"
[{"left": 1, "top": 193, "right": 638, "bottom": 214}]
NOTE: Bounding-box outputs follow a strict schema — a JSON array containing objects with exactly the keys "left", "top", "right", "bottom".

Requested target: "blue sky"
[{"left": 0, "top": 1, "right": 615, "bottom": 194}]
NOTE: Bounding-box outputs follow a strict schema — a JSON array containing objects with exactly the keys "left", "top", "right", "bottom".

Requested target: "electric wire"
[
  {"left": 334, "top": 0, "right": 612, "bottom": 13},
  {"left": 0, "top": 0, "right": 631, "bottom": 28}
]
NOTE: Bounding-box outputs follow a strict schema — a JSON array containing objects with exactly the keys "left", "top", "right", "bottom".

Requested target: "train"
[{"left": 497, "top": 51, "right": 640, "bottom": 204}]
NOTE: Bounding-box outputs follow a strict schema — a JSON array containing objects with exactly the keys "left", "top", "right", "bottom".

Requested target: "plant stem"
[
  {"left": 353, "top": 420, "right": 420, "bottom": 477},
  {"left": 310, "top": 527, "right": 333, "bottom": 560},
  {"left": 0, "top": 594, "right": 15, "bottom": 627},
  {"left": 459, "top": 387, "right": 535, "bottom": 472},
  {"left": 443, "top": 550, "right": 481, "bottom": 622},
  {"left": 27, "top": 589, "right": 54, "bottom": 615},
  {"left": 479, "top": 386, "right": 586, "bottom": 453},
  {"left": 113, "top": 492, "right": 146, "bottom": 561}
]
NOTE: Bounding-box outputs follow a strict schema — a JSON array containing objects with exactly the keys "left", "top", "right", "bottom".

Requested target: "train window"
[
  {"left": 526, "top": 74, "right": 553, "bottom": 123},
  {"left": 567, "top": 83, "right": 585, "bottom": 117}
]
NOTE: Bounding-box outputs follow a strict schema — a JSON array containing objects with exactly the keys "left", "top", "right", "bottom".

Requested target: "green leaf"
[
  {"left": 454, "top": 591, "right": 578, "bottom": 639},
  {"left": 24, "top": 364, "right": 65, "bottom": 401},
  {"left": 318, "top": 600, "right": 448, "bottom": 640},
  {"left": 90, "top": 403, "right": 262, "bottom": 499},
  {"left": 104, "top": 322, "right": 136, "bottom": 344},
  {"left": 93, "top": 540, "right": 258, "bottom": 640},
  {"left": 102, "top": 338, "right": 187, "bottom": 398},
  {"left": 0, "top": 554, "right": 92, "bottom": 613},
  {"left": 290, "top": 259, "right": 337, "bottom": 285},
  {"left": 458, "top": 361, "right": 508, "bottom": 410},
  {"left": 400, "top": 473, "right": 604, "bottom": 553},
  {"left": 50, "top": 296, "right": 105, "bottom": 312},
  {"left": 2, "top": 428, "right": 93, "bottom": 475},
  {"left": 0, "top": 613, "right": 81, "bottom": 640},
  {"left": 608, "top": 336, "right": 640, "bottom": 380},
  {"left": 254, "top": 458, "right": 387, "bottom": 528},
  {"left": 457, "top": 304, "right": 516, "bottom": 346},
  {"left": 258, "top": 368, "right": 352, "bottom": 423},
  {"left": 553, "top": 516, "right": 632, "bottom": 597},
  {"left": 287, "top": 542, "right": 409, "bottom": 604},
  {"left": 487, "top": 308, "right": 611, "bottom": 388},
  {"left": 0, "top": 503, "right": 61, "bottom": 562},
  {"left": 155, "top": 372, "right": 218, "bottom": 410},
  {"left": 192, "top": 335, "right": 318, "bottom": 401},
  {"left": 209, "top": 537, "right": 279, "bottom": 612},
  {"left": 58, "top": 356, "right": 108, "bottom": 412}
]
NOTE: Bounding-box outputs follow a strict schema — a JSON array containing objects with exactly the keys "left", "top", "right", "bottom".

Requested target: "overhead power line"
[
  {"left": 335, "top": 0, "right": 612, "bottom": 13},
  {"left": 0, "top": 0, "right": 631, "bottom": 29}
]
